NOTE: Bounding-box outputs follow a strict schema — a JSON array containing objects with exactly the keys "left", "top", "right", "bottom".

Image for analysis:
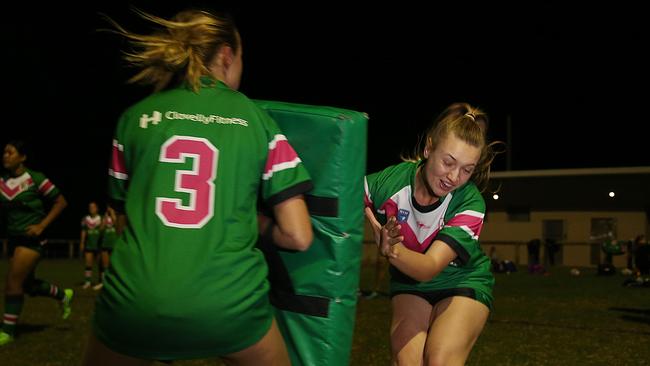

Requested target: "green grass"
[{"left": 0, "top": 259, "right": 648, "bottom": 365}]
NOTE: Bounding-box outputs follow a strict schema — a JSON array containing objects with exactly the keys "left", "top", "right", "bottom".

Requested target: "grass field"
[{"left": 0, "top": 258, "right": 648, "bottom": 365}]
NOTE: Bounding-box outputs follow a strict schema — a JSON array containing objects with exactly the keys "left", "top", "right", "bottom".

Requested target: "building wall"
[{"left": 480, "top": 211, "right": 647, "bottom": 267}]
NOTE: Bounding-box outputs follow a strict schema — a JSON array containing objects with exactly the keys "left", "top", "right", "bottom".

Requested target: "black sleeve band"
[
  {"left": 434, "top": 233, "right": 471, "bottom": 265},
  {"left": 266, "top": 180, "right": 313, "bottom": 207}
]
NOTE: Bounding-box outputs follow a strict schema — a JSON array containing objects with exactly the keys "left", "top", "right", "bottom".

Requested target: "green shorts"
[
  {"left": 84, "top": 236, "right": 101, "bottom": 252},
  {"left": 92, "top": 277, "right": 274, "bottom": 360},
  {"left": 101, "top": 232, "right": 117, "bottom": 251},
  {"left": 8, "top": 236, "right": 46, "bottom": 256},
  {"left": 391, "top": 287, "right": 493, "bottom": 310}
]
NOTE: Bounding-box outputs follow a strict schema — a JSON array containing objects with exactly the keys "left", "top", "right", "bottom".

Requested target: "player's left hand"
[{"left": 25, "top": 223, "right": 45, "bottom": 237}]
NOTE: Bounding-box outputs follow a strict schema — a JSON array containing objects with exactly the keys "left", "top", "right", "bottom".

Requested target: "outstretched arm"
[{"left": 388, "top": 241, "right": 457, "bottom": 282}]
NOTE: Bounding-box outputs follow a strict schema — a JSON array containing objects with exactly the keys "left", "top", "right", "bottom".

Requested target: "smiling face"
[{"left": 421, "top": 132, "right": 482, "bottom": 197}]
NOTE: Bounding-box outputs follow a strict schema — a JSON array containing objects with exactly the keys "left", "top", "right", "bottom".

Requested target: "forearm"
[
  {"left": 270, "top": 196, "right": 312, "bottom": 251},
  {"left": 271, "top": 223, "right": 310, "bottom": 251},
  {"left": 39, "top": 195, "right": 67, "bottom": 229},
  {"left": 388, "top": 244, "right": 442, "bottom": 282}
]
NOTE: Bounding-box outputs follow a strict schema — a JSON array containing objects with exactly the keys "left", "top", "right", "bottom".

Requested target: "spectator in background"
[
  {"left": 527, "top": 239, "right": 544, "bottom": 274},
  {"left": 627, "top": 235, "right": 642, "bottom": 270},
  {"left": 489, "top": 246, "right": 502, "bottom": 272},
  {"left": 634, "top": 235, "right": 649, "bottom": 275},
  {"left": 544, "top": 238, "right": 560, "bottom": 266}
]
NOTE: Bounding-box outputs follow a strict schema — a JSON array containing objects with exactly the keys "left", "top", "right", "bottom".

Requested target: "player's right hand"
[{"left": 364, "top": 208, "right": 403, "bottom": 258}]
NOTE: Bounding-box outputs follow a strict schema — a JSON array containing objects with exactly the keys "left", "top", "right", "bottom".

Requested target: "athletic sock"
[
  {"left": 84, "top": 266, "right": 92, "bottom": 284},
  {"left": 2, "top": 295, "right": 24, "bottom": 336}
]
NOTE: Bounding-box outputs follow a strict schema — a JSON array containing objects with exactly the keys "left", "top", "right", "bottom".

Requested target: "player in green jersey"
[
  {"left": 0, "top": 140, "right": 73, "bottom": 346},
  {"left": 93, "top": 205, "right": 118, "bottom": 291},
  {"left": 364, "top": 103, "right": 500, "bottom": 365},
  {"left": 80, "top": 201, "right": 103, "bottom": 289},
  {"left": 82, "top": 9, "right": 313, "bottom": 366}
]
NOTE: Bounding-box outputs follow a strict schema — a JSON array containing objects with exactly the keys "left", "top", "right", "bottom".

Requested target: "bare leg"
[
  {"left": 83, "top": 252, "right": 95, "bottom": 288},
  {"left": 101, "top": 251, "right": 111, "bottom": 272},
  {"left": 424, "top": 296, "right": 489, "bottom": 366},
  {"left": 82, "top": 332, "right": 152, "bottom": 366},
  {"left": 221, "top": 319, "right": 290, "bottom": 366},
  {"left": 390, "top": 294, "right": 433, "bottom": 365},
  {"left": 5, "top": 247, "right": 41, "bottom": 295}
]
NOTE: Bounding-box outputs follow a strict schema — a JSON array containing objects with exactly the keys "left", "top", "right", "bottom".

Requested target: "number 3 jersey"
[
  {"left": 364, "top": 161, "right": 493, "bottom": 307},
  {"left": 95, "top": 79, "right": 312, "bottom": 358}
]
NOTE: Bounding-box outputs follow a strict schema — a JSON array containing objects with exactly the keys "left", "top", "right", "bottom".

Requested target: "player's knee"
[
  {"left": 6, "top": 272, "right": 26, "bottom": 292},
  {"left": 424, "top": 346, "right": 466, "bottom": 366},
  {"left": 423, "top": 350, "right": 449, "bottom": 366},
  {"left": 392, "top": 344, "right": 424, "bottom": 366}
]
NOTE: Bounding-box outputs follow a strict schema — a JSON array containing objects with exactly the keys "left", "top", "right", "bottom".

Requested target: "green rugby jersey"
[
  {"left": 101, "top": 213, "right": 117, "bottom": 249},
  {"left": 81, "top": 214, "right": 102, "bottom": 249},
  {"left": 0, "top": 169, "right": 60, "bottom": 236},
  {"left": 365, "top": 161, "right": 494, "bottom": 307},
  {"left": 95, "top": 79, "right": 312, "bottom": 358}
]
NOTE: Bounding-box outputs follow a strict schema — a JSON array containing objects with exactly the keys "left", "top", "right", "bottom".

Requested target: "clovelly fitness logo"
[
  {"left": 140, "top": 111, "right": 162, "bottom": 129},
  {"left": 397, "top": 209, "right": 410, "bottom": 223},
  {"left": 139, "top": 110, "right": 249, "bottom": 129}
]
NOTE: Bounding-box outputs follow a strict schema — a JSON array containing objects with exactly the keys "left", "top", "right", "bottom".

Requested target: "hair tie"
[{"left": 465, "top": 112, "right": 476, "bottom": 121}]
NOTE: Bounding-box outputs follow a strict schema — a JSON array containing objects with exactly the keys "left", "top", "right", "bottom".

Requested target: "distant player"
[
  {"left": 82, "top": 8, "right": 313, "bottom": 365},
  {"left": 80, "top": 201, "right": 102, "bottom": 289},
  {"left": 0, "top": 140, "right": 73, "bottom": 346},
  {"left": 93, "top": 206, "right": 118, "bottom": 290}
]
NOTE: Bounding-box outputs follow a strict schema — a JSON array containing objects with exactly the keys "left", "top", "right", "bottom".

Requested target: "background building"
[{"left": 480, "top": 167, "right": 650, "bottom": 268}]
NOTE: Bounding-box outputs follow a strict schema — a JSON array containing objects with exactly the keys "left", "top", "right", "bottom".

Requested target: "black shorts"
[
  {"left": 8, "top": 236, "right": 46, "bottom": 256},
  {"left": 391, "top": 288, "right": 477, "bottom": 306}
]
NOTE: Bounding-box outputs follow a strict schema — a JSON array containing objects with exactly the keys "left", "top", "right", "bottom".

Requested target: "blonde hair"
[
  {"left": 105, "top": 9, "right": 239, "bottom": 92},
  {"left": 404, "top": 102, "right": 503, "bottom": 192}
]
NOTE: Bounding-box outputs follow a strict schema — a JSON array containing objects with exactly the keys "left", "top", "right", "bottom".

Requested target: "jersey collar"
[
  {"left": 410, "top": 160, "right": 446, "bottom": 213},
  {"left": 198, "top": 76, "right": 231, "bottom": 90}
]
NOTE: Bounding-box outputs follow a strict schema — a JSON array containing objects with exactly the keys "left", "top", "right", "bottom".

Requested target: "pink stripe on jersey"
[
  {"left": 1, "top": 177, "right": 34, "bottom": 200},
  {"left": 263, "top": 135, "right": 300, "bottom": 179},
  {"left": 380, "top": 199, "right": 398, "bottom": 218},
  {"left": 38, "top": 179, "right": 55, "bottom": 196},
  {"left": 400, "top": 223, "right": 441, "bottom": 253},
  {"left": 380, "top": 198, "right": 440, "bottom": 253},
  {"left": 446, "top": 213, "right": 484, "bottom": 237},
  {"left": 364, "top": 193, "right": 373, "bottom": 209},
  {"left": 110, "top": 140, "right": 128, "bottom": 180}
]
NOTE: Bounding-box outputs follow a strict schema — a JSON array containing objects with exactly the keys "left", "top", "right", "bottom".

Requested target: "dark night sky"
[{"left": 2, "top": 1, "right": 648, "bottom": 236}]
